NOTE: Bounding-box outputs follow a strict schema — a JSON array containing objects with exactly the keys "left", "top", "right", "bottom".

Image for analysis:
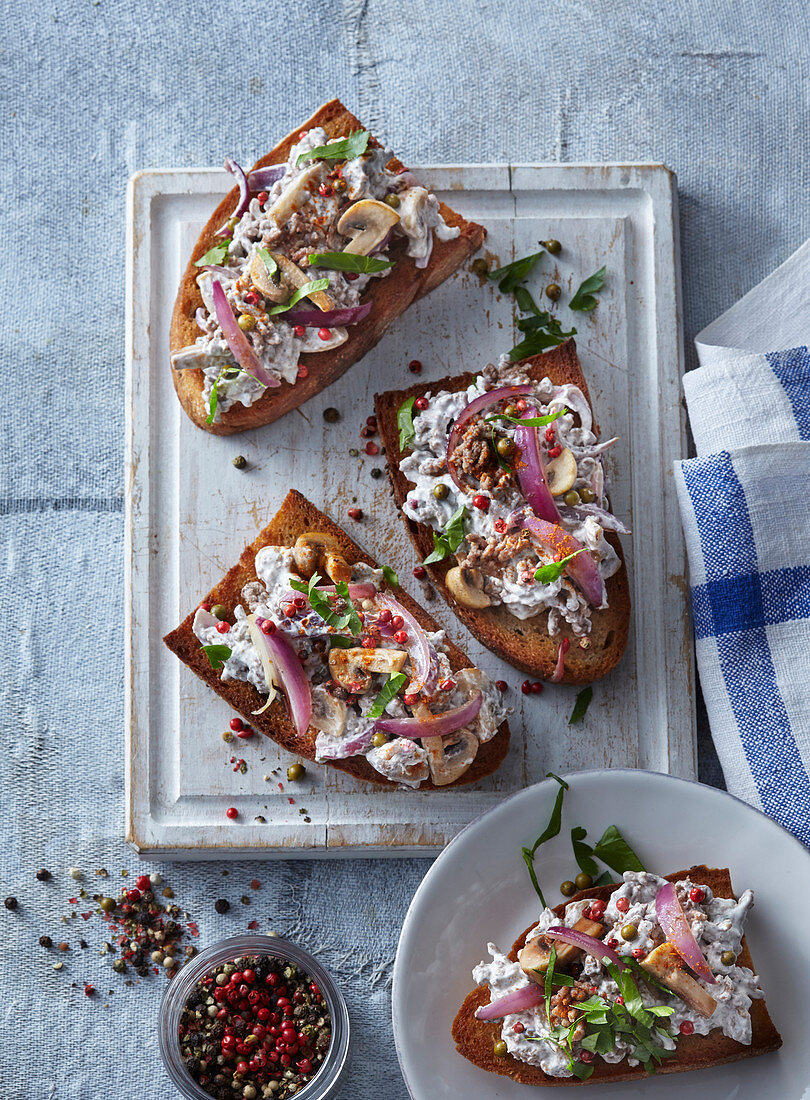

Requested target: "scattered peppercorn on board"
[{"left": 125, "top": 163, "right": 694, "bottom": 857}]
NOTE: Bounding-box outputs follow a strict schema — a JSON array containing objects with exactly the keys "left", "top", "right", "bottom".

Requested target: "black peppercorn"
[
  {"left": 323, "top": 407, "right": 340, "bottom": 423},
  {"left": 370, "top": 467, "right": 382, "bottom": 479},
  {"left": 36, "top": 869, "right": 52, "bottom": 882},
  {"left": 39, "top": 935, "right": 53, "bottom": 948},
  {"left": 4, "top": 897, "right": 18, "bottom": 910},
  {"left": 214, "top": 898, "right": 230, "bottom": 914}
]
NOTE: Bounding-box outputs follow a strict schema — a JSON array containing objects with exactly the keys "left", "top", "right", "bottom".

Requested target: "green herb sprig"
[
  {"left": 255, "top": 246, "right": 278, "bottom": 279},
  {"left": 488, "top": 251, "right": 545, "bottom": 293},
  {"left": 201, "top": 644, "right": 231, "bottom": 669},
  {"left": 195, "top": 239, "right": 232, "bottom": 267},
  {"left": 568, "top": 685, "right": 593, "bottom": 725},
  {"left": 485, "top": 407, "right": 566, "bottom": 428},
  {"left": 522, "top": 772, "right": 569, "bottom": 906},
  {"left": 267, "top": 278, "right": 330, "bottom": 316},
  {"left": 534, "top": 548, "right": 585, "bottom": 585},
  {"left": 397, "top": 396, "right": 417, "bottom": 450},
  {"left": 297, "top": 129, "right": 370, "bottom": 166},
  {"left": 381, "top": 564, "right": 399, "bottom": 587},
  {"left": 366, "top": 672, "right": 408, "bottom": 719},
  {"left": 423, "top": 505, "right": 467, "bottom": 565},
  {"left": 308, "top": 252, "right": 394, "bottom": 274},
  {"left": 288, "top": 573, "right": 363, "bottom": 637},
  {"left": 569, "top": 266, "right": 606, "bottom": 312}
]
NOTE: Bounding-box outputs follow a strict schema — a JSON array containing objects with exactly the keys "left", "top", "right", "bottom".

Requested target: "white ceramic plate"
[{"left": 393, "top": 770, "right": 809, "bottom": 1099}]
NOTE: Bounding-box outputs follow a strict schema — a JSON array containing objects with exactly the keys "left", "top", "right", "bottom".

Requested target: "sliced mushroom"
[
  {"left": 328, "top": 647, "right": 408, "bottom": 693},
  {"left": 545, "top": 447, "right": 578, "bottom": 496},
  {"left": 423, "top": 727, "right": 479, "bottom": 786},
  {"left": 249, "top": 250, "right": 287, "bottom": 303},
  {"left": 309, "top": 687, "right": 348, "bottom": 739},
  {"left": 367, "top": 738, "right": 429, "bottom": 788},
  {"left": 446, "top": 566, "right": 492, "bottom": 609},
  {"left": 640, "top": 943, "right": 717, "bottom": 1018},
  {"left": 519, "top": 916, "right": 606, "bottom": 985},
  {"left": 267, "top": 162, "right": 326, "bottom": 228},
  {"left": 293, "top": 532, "right": 351, "bottom": 584},
  {"left": 271, "top": 253, "right": 334, "bottom": 312},
  {"left": 337, "top": 199, "right": 400, "bottom": 256}
]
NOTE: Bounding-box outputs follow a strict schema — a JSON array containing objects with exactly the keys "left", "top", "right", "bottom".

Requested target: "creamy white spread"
[
  {"left": 472, "top": 871, "right": 763, "bottom": 1078},
  {"left": 192, "top": 545, "right": 508, "bottom": 787},
  {"left": 172, "top": 129, "right": 459, "bottom": 419},
  {"left": 399, "top": 357, "right": 626, "bottom": 635}
]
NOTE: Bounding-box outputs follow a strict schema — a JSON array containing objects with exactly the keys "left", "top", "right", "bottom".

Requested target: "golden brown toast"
[
  {"left": 170, "top": 99, "right": 485, "bottom": 435},
  {"left": 163, "top": 490, "right": 510, "bottom": 788},
  {"left": 452, "top": 865, "right": 781, "bottom": 1085},
  {"left": 374, "top": 339, "right": 631, "bottom": 683}
]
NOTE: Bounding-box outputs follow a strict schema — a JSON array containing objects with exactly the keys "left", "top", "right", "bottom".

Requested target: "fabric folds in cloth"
[{"left": 675, "top": 239, "right": 810, "bottom": 846}]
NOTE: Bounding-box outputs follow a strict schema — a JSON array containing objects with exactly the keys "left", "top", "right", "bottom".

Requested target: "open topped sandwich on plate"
[
  {"left": 453, "top": 865, "right": 781, "bottom": 1084},
  {"left": 163, "top": 491, "right": 510, "bottom": 789},
  {"left": 170, "top": 99, "right": 485, "bottom": 434},
  {"left": 375, "top": 339, "right": 630, "bottom": 683}
]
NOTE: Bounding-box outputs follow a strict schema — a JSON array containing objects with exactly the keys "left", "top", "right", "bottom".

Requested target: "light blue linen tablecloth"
[{"left": 2, "top": 1, "right": 809, "bottom": 1096}]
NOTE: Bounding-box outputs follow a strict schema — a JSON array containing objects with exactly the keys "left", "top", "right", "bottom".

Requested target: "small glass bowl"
[{"left": 159, "top": 934, "right": 350, "bottom": 1100}]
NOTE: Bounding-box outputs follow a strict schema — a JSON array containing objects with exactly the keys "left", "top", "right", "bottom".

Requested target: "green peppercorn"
[
  {"left": 433, "top": 483, "right": 449, "bottom": 500},
  {"left": 232, "top": 455, "right": 247, "bottom": 470},
  {"left": 579, "top": 487, "right": 596, "bottom": 504},
  {"left": 560, "top": 880, "right": 577, "bottom": 897},
  {"left": 99, "top": 897, "right": 116, "bottom": 913},
  {"left": 112, "top": 958, "right": 127, "bottom": 974},
  {"left": 543, "top": 239, "right": 562, "bottom": 255},
  {"left": 496, "top": 438, "right": 516, "bottom": 460},
  {"left": 371, "top": 731, "right": 388, "bottom": 748},
  {"left": 384, "top": 192, "right": 400, "bottom": 209},
  {"left": 504, "top": 404, "right": 519, "bottom": 419},
  {"left": 620, "top": 923, "right": 638, "bottom": 941},
  {"left": 471, "top": 257, "right": 489, "bottom": 277},
  {"left": 227, "top": 215, "right": 239, "bottom": 230},
  {"left": 564, "top": 490, "right": 581, "bottom": 507},
  {"left": 237, "top": 313, "right": 256, "bottom": 331},
  {"left": 721, "top": 950, "right": 736, "bottom": 966},
  {"left": 287, "top": 763, "right": 306, "bottom": 782},
  {"left": 545, "top": 283, "right": 561, "bottom": 301},
  {"left": 493, "top": 1040, "right": 508, "bottom": 1057},
  {"left": 323, "top": 407, "right": 340, "bottom": 423},
  {"left": 574, "top": 871, "right": 593, "bottom": 890},
  {"left": 211, "top": 604, "right": 228, "bottom": 621}
]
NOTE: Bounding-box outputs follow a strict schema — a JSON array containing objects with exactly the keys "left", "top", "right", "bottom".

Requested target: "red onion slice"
[
  {"left": 521, "top": 515, "right": 604, "bottom": 607},
  {"left": 318, "top": 730, "right": 374, "bottom": 760},
  {"left": 514, "top": 406, "right": 562, "bottom": 524},
  {"left": 545, "top": 926, "right": 626, "bottom": 969},
  {"left": 200, "top": 264, "right": 234, "bottom": 278},
  {"left": 254, "top": 617, "right": 312, "bottom": 735},
  {"left": 551, "top": 638, "right": 569, "bottom": 683},
  {"left": 211, "top": 280, "right": 280, "bottom": 390},
  {"left": 475, "top": 984, "right": 545, "bottom": 1021},
  {"left": 284, "top": 301, "right": 373, "bottom": 327},
  {"left": 446, "top": 384, "right": 535, "bottom": 492},
  {"left": 375, "top": 594, "right": 432, "bottom": 690},
  {"left": 374, "top": 691, "right": 482, "bottom": 738},
  {"left": 247, "top": 165, "right": 286, "bottom": 190},
  {"left": 225, "top": 158, "right": 251, "bottom": 219},
  {"left": 655, "top": 883, "right": 716, "bottom": 984}
]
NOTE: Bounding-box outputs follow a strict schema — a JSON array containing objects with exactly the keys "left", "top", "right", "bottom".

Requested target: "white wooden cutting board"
[{"left": 125, "top": 163, "right": 694, "bottom": 858}]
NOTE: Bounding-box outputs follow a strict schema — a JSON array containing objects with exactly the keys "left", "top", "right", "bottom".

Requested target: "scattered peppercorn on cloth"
[{"left": 675, "top": 237, "right": 810, "bottom": 846}]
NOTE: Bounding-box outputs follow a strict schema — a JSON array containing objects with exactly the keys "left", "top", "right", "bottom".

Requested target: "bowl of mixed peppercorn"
[{"left": 159, "top": 935, "right": 349, "bottom": 1100}]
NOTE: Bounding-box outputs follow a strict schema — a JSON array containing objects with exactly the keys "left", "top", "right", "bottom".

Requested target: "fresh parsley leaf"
[
  {"left": 523, "top": 773, "right": 569, "bottom": 905},
  {"left": 568, "top": 685, "right": 593, "bottom": 725},
  {"left": 488, "top": 250, "right": 544, "bottom": 294},
  {"left": 381, "top": 564, "right": 399, "bottom": 587},
  {"left": 201, "top": 644, "right": 231, "bottom": 669},
  {"left": 194, "top": 239, "right": 231, "bottom": 267},
  {"left": 206, "top": 379, "right": 218, "bottom": 425},
  {"left": 534, "top": 548, "right": 585, "bottom": 584},
  {"left": 592, "top": 825, "right": 645, "bottom": 874},
  {"left": 570, "top": 825, "right": 599, "bottom": 877},
  {"left": 510, "top": 319, "right": 577, "bottom": 360},
  {"left": 308, "top": 251, "right": 394, "bottom": 274},
  {"left": 514, "top": 284, "right": 542, "bottom": 315},
  {"left": 367, "top": 672, "right": 408, "bottom": 719},
  {"left": 297, "top": 129, "right": 370, "bottom": 166},
  {"left": 255, "top": 246, "right": 278, "bottom": 279},
  {"left": 569, "top": 266, "right": 606, "bottom": 312},
  {"left": 485, "top": 407, "right": 565, "bottom": 428},
  {"left": 423, "top": 505, "right": 467, "bottom": 565},
  {"left": 289, "top": 573, "right": 363, "bottom": 637},
  {"left": 397, "top": 396, "right": 417, "bottom": 451},
  {"left": 267, "top": 278, "right": 330, "bottom": 316}
]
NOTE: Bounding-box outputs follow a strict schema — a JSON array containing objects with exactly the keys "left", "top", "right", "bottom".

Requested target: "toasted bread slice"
[
  {"left": 163, "top": 490, "right": 510, "bottom": 788},
  {"left": 452, "top": 865, "right": 781, "bottom": 1085},
  {"left": 374, "top": 339, "right": 630, "bottom": 683},
  {"left": 170, "top": 99, "right": 485, "bottom": 435}
]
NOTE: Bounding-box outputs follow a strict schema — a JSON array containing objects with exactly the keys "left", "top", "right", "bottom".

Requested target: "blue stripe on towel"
[
  {"left": 679, "top": 452, "right": 757, "bottom": 579},
  {"left": 767, "top": 346, "right": 810, "bottom": 440},
  {"left": 692, "top": 565, "right": 810, "bottom": 639}
]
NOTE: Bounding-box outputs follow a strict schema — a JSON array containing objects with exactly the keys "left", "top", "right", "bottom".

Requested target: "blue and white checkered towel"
[{"left": 675, "top": 239, "right": 810, "bottom": 846}]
